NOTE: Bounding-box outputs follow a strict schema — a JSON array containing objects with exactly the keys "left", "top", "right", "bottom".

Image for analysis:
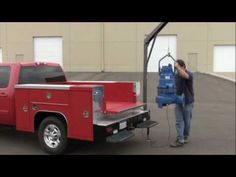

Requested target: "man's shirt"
[{"left": 176, "top": 70, "right": 194, "bottom": 104}]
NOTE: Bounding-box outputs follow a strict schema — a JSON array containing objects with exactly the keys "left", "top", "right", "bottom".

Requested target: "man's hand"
[
  {"left": 175, "top": 62, "right": 190, "bottom": 79},
  {"left": 174, "top": 62, "right": 180, "bottom": 69}
]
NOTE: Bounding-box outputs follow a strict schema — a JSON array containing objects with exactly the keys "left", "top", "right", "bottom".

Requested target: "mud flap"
[{"left": 106, "top": 130, "right": 135, "bottom": 143}]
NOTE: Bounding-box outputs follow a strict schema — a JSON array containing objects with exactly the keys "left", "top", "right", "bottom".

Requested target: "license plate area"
[{"left": 119, "top": 121, "right": 127, "bottom": 130}]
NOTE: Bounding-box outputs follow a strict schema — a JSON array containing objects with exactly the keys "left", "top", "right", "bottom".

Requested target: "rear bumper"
[
  {"left": 106, "top": 130, "right": 135, "bottom": 143},
  {"left": 106, "top": 120, "right": 159, "bottom": 143},
  {"left": 93, "top": 109, "right": 159, "bottom": 142}
]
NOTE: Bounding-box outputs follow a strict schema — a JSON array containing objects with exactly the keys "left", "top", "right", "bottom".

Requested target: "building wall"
[{"left": 0, "top": 22, "right": 235, "bottom": 79}]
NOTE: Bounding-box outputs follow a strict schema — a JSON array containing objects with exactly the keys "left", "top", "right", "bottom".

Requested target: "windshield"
[{"left": 19, "top": 66, "right": 66, "bottom": 84}]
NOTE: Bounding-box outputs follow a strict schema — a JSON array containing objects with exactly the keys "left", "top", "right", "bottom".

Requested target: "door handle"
[{"left": 0, "top": 92, "right": 8, "bottom": 97}]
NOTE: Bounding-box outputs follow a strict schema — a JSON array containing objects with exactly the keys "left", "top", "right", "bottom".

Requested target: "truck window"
[
  {"left": 0, "top": 66, "right": 10, "bottom": 88},
  {"left": 19, "top": 66, "right": 66, "bottom": 84}
]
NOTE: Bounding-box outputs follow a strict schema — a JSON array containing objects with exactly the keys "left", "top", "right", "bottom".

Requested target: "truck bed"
[
  {"left": 94, "top": 109, "right": 148, "bottom": 126},
  {"left": 105, "top": 101, "right": 144, "bottom": 114},
  {"left": 58, "top": 81, "right": 141, "bottom": 114}
]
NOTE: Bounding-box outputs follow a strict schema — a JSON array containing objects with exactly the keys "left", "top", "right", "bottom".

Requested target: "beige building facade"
[{"left": 0, "top": 22, "right": 235, "bottom": 79}]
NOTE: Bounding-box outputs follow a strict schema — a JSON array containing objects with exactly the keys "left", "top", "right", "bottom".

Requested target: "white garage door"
[
  {"left": 0, "top": 48, "right": 2, "bottom": 63},
  {"left": 34, "top": 37, "right": 63, "bottom": 67},
  {"left": 148, "top": 35, "right": 177, "bottom": 72},
  {"left": 214, "top": 45, "right": 235, "bottom": 72}
]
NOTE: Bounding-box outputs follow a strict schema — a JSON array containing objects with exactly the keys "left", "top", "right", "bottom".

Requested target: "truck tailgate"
[
  {"left": 94, "top": 109, "right": 148, "bottom": 126},
  {"left": 105, "top": 101, "right": 144, "bottom": 114}
]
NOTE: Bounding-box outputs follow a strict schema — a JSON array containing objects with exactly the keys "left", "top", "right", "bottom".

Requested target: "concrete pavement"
[{"left": 0, "top": 72, "right": 235, "bottom": 154}]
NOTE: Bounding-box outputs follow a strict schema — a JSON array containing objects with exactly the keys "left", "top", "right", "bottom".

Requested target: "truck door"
[{"left": 0, "top": 66, "right": 11, "bottom": 121}]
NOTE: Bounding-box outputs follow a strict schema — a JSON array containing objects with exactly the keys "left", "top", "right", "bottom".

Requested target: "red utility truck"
[{"left": 0, "top": 62, "right": 157, "bottom": 154}]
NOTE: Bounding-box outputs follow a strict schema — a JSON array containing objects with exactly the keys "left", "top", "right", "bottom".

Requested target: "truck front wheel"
[{"left": 38, "top": 117, "right": 67, "bottom": 154}]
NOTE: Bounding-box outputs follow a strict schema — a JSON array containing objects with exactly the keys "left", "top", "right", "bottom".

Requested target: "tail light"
[
  {"left": 93, "top": 86, "right": 104, "bottom": 119},
  {"left": 133, "top": 82, "right": 141, "bottom": 96},
  {"left": 106, "top": 127, "right": 113, "bottom": 133}
]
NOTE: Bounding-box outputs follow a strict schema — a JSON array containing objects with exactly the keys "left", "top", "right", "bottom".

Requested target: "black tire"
[{"left": 38, "top": 116, "right": 67, "bottom": 155}]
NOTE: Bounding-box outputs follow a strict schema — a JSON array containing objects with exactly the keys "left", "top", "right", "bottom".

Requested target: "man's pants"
[{"left": 175, "top": 103, "right": 194, "bottom": 143}]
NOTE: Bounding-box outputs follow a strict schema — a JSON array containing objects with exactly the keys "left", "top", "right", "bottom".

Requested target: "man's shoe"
[
  {"left": 170, "top": 140, "right": 184, "bottom": 147},
  {"left": 184, "top": 137, "right": 189, "bottom": 144}
]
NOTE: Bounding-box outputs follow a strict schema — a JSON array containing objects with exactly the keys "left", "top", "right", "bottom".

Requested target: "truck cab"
[
  {"left": 0, "top": 62, "right": 158, "bottom": 154},
  {"left": 0, "top": 62, "right": 66, "bottom": 126},
  {"left": 0, "top": 65, "right": 11, "bottom": 123}
]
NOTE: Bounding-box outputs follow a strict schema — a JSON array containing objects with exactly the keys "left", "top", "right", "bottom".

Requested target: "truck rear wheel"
[{"left": 38, "top": 116, "right": 67, "bottom": 155}]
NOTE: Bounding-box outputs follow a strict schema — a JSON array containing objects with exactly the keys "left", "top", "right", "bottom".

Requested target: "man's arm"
[{"left": 175, "top": 62, "right": 190, "bottom": 79}]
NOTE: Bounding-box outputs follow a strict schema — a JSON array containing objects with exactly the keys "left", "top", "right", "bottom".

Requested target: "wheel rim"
[{"left": 43, "top": 124, "right": 61, "bottom": 149}]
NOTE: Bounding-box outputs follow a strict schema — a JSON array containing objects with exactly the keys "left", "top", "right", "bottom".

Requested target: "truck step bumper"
[
  {"left": 106, "top": 130, "right": 135, "bottom": 143},
  {"left": 136, "top": 120, "right": 159, "bottom": 129}
]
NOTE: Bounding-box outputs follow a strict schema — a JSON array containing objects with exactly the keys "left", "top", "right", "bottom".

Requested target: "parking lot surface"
[{"left": 0, "top": 72, "right": 235, "bottom": 155}]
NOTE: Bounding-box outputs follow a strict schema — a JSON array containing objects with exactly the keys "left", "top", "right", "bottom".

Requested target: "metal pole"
[
  {"left": 143, "top": 22, "right": 168, "bottom": 109},
  {"left": 143, "top": 42, "right": 148, "bottom": 109}
]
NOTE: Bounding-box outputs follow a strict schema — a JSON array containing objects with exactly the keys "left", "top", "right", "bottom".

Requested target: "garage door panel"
[
  {"left": 34, "top": 37, "right": 63, "bottom": 67},
  {"left": 214, "top": 45, "right": 235, "bottom": 72},
  {"left": 0, "top": 48, "right": 2, "bottom": 63},
  {"left": 148, "top": 36, "right": 177, "bottom": 72}
]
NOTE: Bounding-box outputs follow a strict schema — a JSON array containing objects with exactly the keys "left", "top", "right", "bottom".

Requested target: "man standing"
[{"left": 170, "top": 59, "right": 194, "bottom": 147}]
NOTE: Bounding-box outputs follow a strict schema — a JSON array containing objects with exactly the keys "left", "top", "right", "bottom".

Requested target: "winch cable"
[{"left": 140, "top": 105, "right": 172, "bottom": 148}]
